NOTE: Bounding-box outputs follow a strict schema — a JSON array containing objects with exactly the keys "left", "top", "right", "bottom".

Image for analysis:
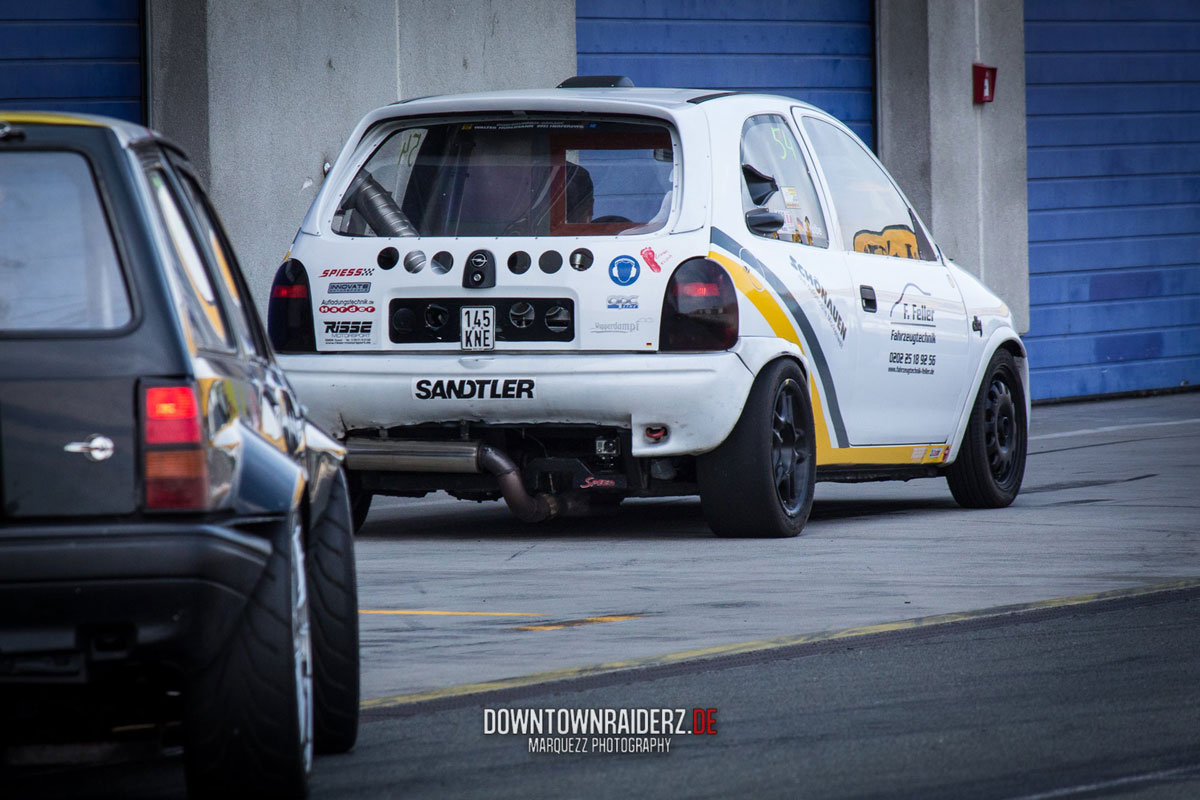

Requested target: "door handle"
[{"left": 860, "top": 285, "right": 877, "bottom": 313}]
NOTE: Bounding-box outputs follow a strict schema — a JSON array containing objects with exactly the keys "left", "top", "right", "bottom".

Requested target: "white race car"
[{"left": 269, "top": 77, "right": 1028, "bottom": 538}]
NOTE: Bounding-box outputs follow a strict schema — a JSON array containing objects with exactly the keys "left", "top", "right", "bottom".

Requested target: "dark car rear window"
[
  {"left": 332, "top": 117, "right": 677, "bottom": 237},
  {"left": 0, "top": 151, "right": 132, "bottom": 332}
]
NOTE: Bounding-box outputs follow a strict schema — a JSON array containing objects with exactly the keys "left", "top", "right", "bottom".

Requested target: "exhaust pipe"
[
  {"left": 475, "top": 444, "right": 559, "bottom": 523},
  {"left": 345, "top": 438, "right": 564, "bottom": 522}
]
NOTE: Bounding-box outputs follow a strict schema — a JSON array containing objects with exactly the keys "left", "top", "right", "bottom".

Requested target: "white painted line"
[
  {"left": 1007, "top": 763, "right": 1200, "bottom": 799},
  {"left": 1031, "top": 417, "right": 1200, "bottom": 441}
]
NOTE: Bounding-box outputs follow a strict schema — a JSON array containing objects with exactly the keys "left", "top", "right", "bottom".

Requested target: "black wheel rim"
[
  {"left": 984, "top": 372, "right": 1020, "bottom": 486},
  {"left": 771, "top": 379, "right": 811, "bottom": 515}
]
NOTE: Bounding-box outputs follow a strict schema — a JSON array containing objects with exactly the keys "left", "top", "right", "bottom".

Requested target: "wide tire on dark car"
[
  {"left": 348, "top": 473, "right": 372, "bottom": 533},
  {"left": 307, "top": 469, "right": 361, "bottom": 753},
  {"left": 183, "top": 512, "right": 312, "bottom": 799},
  {"left": 698, "top": 359, "right": 816, "bottom": 538},
  {"left": 946, "top": 349, "right": 1027, "bottom": 508}
]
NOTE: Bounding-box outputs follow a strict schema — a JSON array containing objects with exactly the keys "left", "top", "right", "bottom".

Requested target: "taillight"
[
  {"left": 659, "top": 258, "right": 739, "bottom": 351},
  {"left": 267, "top": 258, "right": 315, "bottom": 352},
  {"left": 145, "top": 386, "right": 201, "bottom": 444},
  {"left": 142, "top": 382, "right": 209, "bottom": 510}
]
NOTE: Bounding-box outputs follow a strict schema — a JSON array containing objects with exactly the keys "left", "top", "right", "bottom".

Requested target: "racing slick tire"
[
  {"left": 697, "top": 359, "right": 816, "bottom": 538},
  {"left": 946, "top": 348, "right": 1027, "bottom": 508},
  {"left": 348, "top": 472, "right": 372, "bottom": 532},
  {"left": 183, "top": 511, "right": 312, "bottom": 799},
  {"left": 307, "top": 469, "right": 360, "bottom": 754}
]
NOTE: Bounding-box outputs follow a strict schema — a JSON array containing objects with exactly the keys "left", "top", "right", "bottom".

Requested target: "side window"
[
  {"left": 801, "top": 117, "right": 935, "bottom": 261},
  {"left": 177, "top": 172, "right": 263, "bottom": 357},
  {"left": 145, "top": 169, "right": 235, "bottom": 352},
  {"left": 739, "top": 114, "right": 828, "bottom": 247}
]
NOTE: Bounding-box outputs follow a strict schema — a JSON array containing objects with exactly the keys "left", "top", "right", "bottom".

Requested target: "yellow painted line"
[
  {"left": 360, "top": 577, "right": 1200, "bottom": 710},
  {"left": 513, "top": 614, "right": 647, "bottom": 631},
  {"left": 359, "top": 609, "right": 544, "bottom": 617}
]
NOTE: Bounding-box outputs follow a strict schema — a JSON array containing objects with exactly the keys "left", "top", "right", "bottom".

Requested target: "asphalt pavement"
[
  {"left": 3, "top": 391, "right": 1198, "bottom": 797},
  {"left": 352, "top": 391, "right": 1200, "bottom": 701}
]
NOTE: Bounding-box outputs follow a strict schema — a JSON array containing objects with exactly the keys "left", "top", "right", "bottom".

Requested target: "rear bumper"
[
  {"left": 0, "top": 520, "right": 274, "bottom": 680},
  {"left": 278, "top": 351, "right": 755, "bottom": 456}
]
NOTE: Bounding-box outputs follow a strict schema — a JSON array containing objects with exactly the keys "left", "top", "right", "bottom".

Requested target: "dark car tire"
[
  {"left": 946, "top": 348, "right": 1027, "bottom": 508},
  {"left": 348, "top": 474, "right": 372, "bottom": 532},
  {"left": 307, "top": 469, "right": 360, "bottom": 754},
  {"left": 697, "top": 359, "right": 816, "bottom": 538},
  {"left": 183, "top": 511, "right": 312, "bottom": 799}
]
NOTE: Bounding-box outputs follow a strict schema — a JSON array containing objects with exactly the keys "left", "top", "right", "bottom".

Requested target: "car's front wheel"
[
  {"left": 946, "top": 348, "right": 1027, "bottom": 508},
  {"left": 183, "top": 511, "right": 312, "bottom": 799},
  {"left": 698, "top": 359, "right": 816, "bottom": 538}
]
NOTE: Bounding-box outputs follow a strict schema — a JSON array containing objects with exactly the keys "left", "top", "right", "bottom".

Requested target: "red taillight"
[
  {"left": 267, "top": 259, "right": 316, "bottom": 352},
  {"left": 659, "top": 258, "right": 739, "bottom": 351},
  {"left": 145, "top": 386, "right": 202, "bottom": 443},
  {"left": 675, "top": 282, "right": 721, "bottom": 298},
  {"left": 142, "top": 383, "right": 208, "bottom": 510}
]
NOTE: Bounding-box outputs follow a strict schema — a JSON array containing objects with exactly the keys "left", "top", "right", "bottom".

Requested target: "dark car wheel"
[
  {"left": 348, "top": 473, "right": 372, "bottom": 532},
  {"left": 307, "top": 468, "right": 360, "bottom": 753},
  {"left": 184, "top": 511, "right": 312, "bottom": 799},
  {"left": 698, "top": 359, "right": 816, "bottom": 538},
  {"left": 946, "top": 348, "right": 1027, "bottom": 508}
]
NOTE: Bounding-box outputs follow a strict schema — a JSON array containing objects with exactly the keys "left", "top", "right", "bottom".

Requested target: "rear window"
[
  {"left": 333, "top": 117, "right": 677, "bottom": 238},
  {"left": 0, "top": 151, "right": 131, "bottom": 332}
]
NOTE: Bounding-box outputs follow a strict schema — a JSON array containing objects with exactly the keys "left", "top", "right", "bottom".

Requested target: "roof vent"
[{"left": 557, "top": 75, "right": 635, "bottom": 89}]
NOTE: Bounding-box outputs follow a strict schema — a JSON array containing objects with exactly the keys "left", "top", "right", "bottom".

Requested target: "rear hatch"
[
  {"left": 289, "top": 113, "right": 708, "bottom": 354},
  {"left": 0, "top": 136, "right": 139, "bottom": 518}
]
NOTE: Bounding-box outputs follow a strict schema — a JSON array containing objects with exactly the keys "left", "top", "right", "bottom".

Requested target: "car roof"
[
  {"left": 389, "top": 87, "right": 826, "bottom": 116},
  {"left": 0, "top": 110, "right": 160, "bottom": 148}
]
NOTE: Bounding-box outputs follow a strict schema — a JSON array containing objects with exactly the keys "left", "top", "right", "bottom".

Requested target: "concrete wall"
[
  {"left": 149, "top": 0, "right": 576, "bottom": 311},
  {"left": 877, "top": 0, "right": 1030, "bottom": 332}
]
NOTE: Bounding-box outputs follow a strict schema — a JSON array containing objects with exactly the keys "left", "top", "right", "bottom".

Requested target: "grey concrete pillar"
[
  {"left": 148, "top": 0, "right": 576, "bottom": 310},
  {"left": 877, "top": 0, "right": 1030, "bottom": 332}
]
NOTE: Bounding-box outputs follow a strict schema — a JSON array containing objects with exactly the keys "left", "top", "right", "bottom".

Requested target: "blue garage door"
[
  {"left": 576, "top": 0, "right": 875, "bottom": 149},
  {"left": 1025, "top": 0, "right": 1200, "bottom": 400},
  {"left": 0, "top": 0, "right": 143, "bottom": 123}
]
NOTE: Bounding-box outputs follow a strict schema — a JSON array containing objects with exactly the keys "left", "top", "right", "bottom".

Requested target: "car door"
[
  {"left": 715, "top": 112, "right": 859, "bottom": 455},
  {"left": 797, "top": 113, "right": 969, "bottom": 446}
]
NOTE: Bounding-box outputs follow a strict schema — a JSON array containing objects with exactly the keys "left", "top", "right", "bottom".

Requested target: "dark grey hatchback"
[{"left": 0, "top": 112, "right": 358, "bottom": 798}]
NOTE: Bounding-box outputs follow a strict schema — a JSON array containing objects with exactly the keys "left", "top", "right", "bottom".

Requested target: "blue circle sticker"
[{"left": 608, "top": 255, "right": 641, "bottom": 286}]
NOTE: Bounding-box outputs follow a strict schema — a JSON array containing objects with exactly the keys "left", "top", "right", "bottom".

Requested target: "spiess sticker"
[{"left": 608, "top": 255, "right": 641, "bottom": 286}]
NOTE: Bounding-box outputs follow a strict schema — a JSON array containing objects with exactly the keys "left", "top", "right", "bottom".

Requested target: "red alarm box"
[{"left": 973, "top": 64, "right": 997, "bottom": 103}]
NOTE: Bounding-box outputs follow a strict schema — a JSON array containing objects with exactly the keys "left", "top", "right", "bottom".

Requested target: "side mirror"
[{"left": 745, "top": 207, "right": 785, "bottom": 235}]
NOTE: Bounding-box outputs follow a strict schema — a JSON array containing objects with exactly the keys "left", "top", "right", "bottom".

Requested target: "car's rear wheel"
[
  {"left": 307, "top": 469, "right": 360, "bottom": 753},
  {"left": 698, "top": 359, "right": 815, "bottom": 538},
  {"left": 946, "top": 349, "right": 1027, "bottom": 508},
  {"left": 184, "top": 511, "right": 312, "bottom": 799}
]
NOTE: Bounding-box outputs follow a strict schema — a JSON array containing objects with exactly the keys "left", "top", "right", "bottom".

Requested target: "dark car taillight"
[
  {"left": 267, "top": 258, "right": 315, "bottom": 352},
  {"left": 142, "top": 383, "right": 209, "bottom": 510},
  {"left": 659, "top": 258, "right": 739, "bottom": 351}
]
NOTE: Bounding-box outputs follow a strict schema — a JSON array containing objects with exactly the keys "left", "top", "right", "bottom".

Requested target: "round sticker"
[{"left": 608, "top": 255, "right": 641, "bottom": 286}]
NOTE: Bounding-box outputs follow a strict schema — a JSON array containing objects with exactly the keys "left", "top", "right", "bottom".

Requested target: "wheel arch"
[{"left": 945, "top": 329, "right": 1029, "bottom": 466}]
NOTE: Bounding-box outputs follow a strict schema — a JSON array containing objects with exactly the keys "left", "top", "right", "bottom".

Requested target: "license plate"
[{"left": 460, "top": 306, "right": 494, "bottom": 351}]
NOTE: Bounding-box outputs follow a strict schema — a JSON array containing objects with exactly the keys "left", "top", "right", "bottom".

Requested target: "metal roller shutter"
[
  {"left": 1025, "top": 0, "right": 1200, "bottom": 400},
  {"left": 0, "top": 0, "right": 143, "bottom": 123},
  {"left": 576, "top": 0, "right": 875, "bottom": 149}
]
